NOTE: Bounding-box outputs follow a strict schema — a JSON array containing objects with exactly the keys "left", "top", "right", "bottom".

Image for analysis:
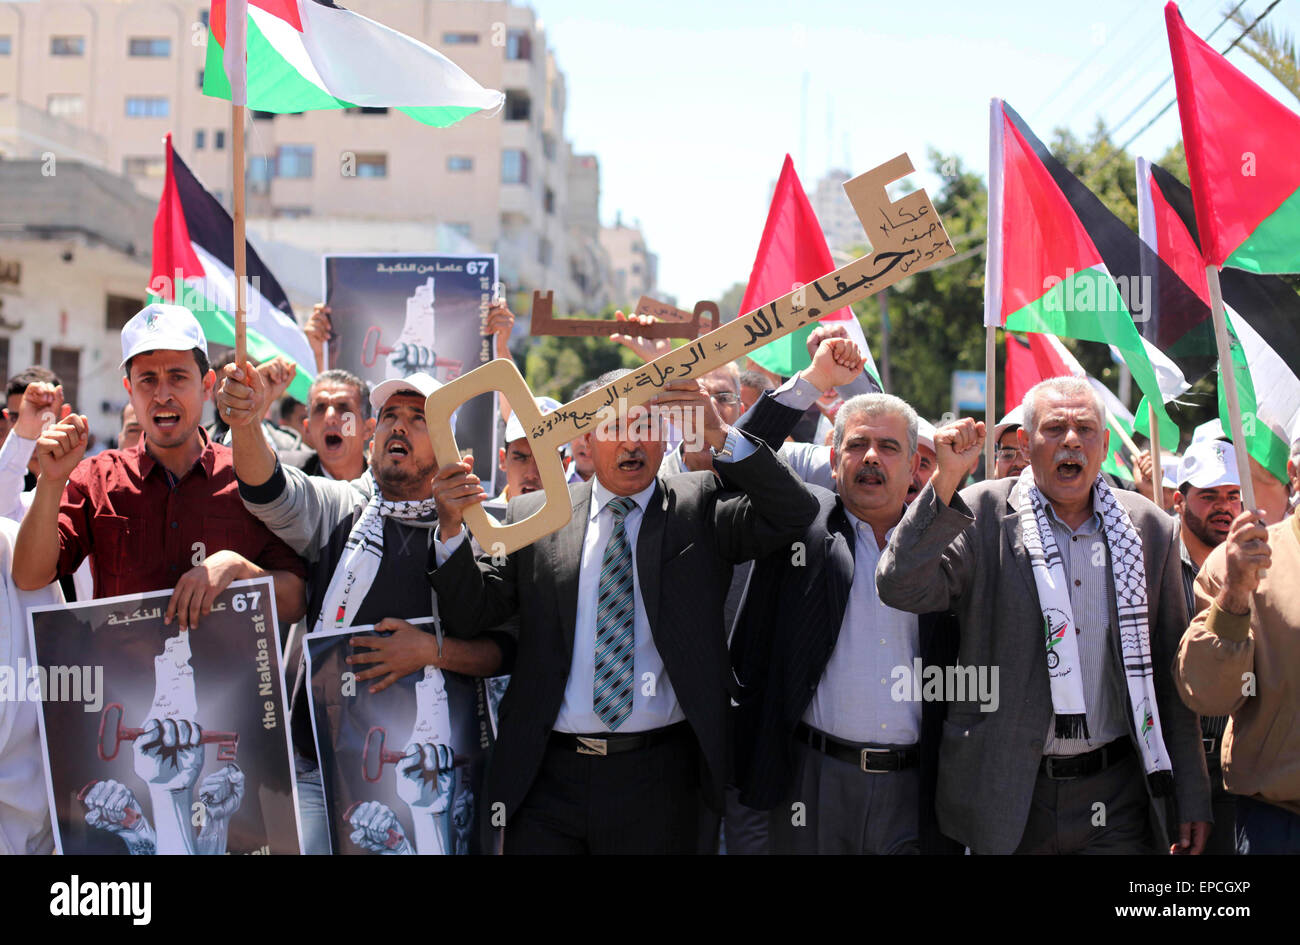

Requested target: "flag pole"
[
  {"left": 233, "top": 104, "right": 247, "bottom": 366},
  {"left": 1206, "top": 264, "right": 1257, "bottom": 511},
  {"left": 1147, "top": 402, "right": 1163, "bottom": 508},
  {"left": 984, "top": 326, "right": 995, "bottom": 476}
]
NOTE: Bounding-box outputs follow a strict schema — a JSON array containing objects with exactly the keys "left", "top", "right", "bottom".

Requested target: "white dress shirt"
[{"left": 803, "top": 514, "right": 921, "bottom": 745}]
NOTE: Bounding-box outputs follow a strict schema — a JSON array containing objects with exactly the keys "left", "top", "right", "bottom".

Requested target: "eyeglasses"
[
  {"left": 995, "top": 447, "right": 1026, "bottom": 461},
  {"left": 710, "top": 392, "right": 739, "bottom": 405}
]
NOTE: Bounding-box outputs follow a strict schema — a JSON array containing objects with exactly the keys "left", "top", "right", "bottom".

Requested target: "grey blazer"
[{"left": 876, "top": 476, "right": 1212, "bottom": 854}]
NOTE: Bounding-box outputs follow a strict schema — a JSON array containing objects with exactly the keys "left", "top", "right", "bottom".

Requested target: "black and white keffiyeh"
[
  {"left": 1016, "top": 468, "right": 1173, "bottom": 791},
  {"left": 315, "top": 471, "right": 439, "bottom": 633}
]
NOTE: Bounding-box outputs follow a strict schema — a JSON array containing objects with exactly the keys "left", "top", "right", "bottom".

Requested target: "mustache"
[
  {"left": 855, "top": 465, "right": 886, "bottom": 485},
  {"left": 616, "top": 448, "right": 647, "bottom": 463},
  {"left": 1053, "top": 448, "right": 1087, "bottom": 466},
  {"left": 385, "top": 434, "right": 412, "bottom": 450}
]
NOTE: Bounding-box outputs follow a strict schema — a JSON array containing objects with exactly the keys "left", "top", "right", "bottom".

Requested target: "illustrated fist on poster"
[
  {"left": 387, "top": 343, "right": 437, "bottom": 380},
  {"left": 198, "top": 763, "right": 245, "bottom": 821},
  {"left": 348, "top": 800, "right": 411, "bottom": 855},
  {"left": 83, "top": 778, "right": 156, "bottom": 854},
  {"left": 133, "top": 718, "right": 205, "bottom": 792},
  {"left": 396, "top": 743, "right": 455, "bottom": 814}
]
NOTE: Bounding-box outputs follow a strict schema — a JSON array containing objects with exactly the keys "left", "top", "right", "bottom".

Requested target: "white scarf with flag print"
[
  {"left": 314, "top": 471, "right": 440, "bottom": 633},
  {"left": 1016, "top": 469, "right": 1174, "bottom": 790}
]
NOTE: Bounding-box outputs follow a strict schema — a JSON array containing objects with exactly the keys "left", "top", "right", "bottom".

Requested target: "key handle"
[{"left": 97, "top": 702, "right": 239, "bottom": 762}]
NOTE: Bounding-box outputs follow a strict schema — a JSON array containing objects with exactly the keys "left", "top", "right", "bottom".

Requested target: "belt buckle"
[
  {"left": 1202, "top": 736, "right": 1217, "bottom": 756},
  {"left": 860, "top": 746, "right": 890, "bottom": 774},
  {"left": 575, "top": 736, "right": 608, "bottom": 757},
  {"left": 1043, "top": 756, "right": 1075, "bottom": 781}
]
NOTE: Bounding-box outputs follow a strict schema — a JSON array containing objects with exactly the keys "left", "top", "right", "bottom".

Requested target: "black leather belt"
[
  {"left": 1039, "top": 737, "right": 1133, "bottom": 780},
  {"left": 794, "top": 722, "right": 919, "bottom": 773},
  {"left": 549, "top": 721, "right": 690, "bottom": 757}
]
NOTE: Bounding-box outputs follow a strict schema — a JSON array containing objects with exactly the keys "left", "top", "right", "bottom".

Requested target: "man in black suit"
[
  {"left": 728, "top": 338, "right": 959, "bottom": 854},
  {"left": 428, "top": 370, "right": 818, "bottom": 854}
]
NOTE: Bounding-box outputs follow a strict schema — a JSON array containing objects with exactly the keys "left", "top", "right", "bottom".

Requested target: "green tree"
[{"left": 1228, "top": 5, "right": 1300, "bottom": 104}]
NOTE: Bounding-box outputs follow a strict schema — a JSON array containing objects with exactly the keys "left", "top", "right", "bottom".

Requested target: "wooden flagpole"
[
  {"left": 1205, "top": 264, "right": 1257, "bottom": 511},
  {"left": 1147, "top": 401, "right": 1163, "bottom": 508},
  {"left": 985, "top": 326, "right": 995, "bottom": 476}
]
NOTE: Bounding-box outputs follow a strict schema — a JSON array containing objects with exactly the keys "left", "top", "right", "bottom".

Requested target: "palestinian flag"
[
  {"left": 1137, "top": 158, "right": 1300, "bottom": 483},
  {"left": 149, "top": 134, "right": 315, "bottom": 401},
  {"left": 739, "top": 155, "right": 881, "bottom": 387},
  {"left": 1005, "top": 332, "right": 1135, "bottom": 480},
  {"left": 1167, "top": 2, "right": 1300, "bottom": 274},
  {"left": 203, "top": 0, "right": 503, "bottom": 126},
  {"left": 985, "top": 99, "right": 1177, "bottom": 442}
]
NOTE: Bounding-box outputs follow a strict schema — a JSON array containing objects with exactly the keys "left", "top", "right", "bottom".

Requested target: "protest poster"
[
  {"left": 26, "top": 578, "right": 301, "bottom": 855},
  {"left": 305, "top": 619, "right": 492, "bottom": 855},
  {"left": 322, "top": 253, "right": 500, "bottom": 493}
]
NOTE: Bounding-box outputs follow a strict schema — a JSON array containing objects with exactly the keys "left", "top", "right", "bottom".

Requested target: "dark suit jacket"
[
  {"left": 728, "top": 387, "right": 960, "bottom": 854},
  {"left": 876, "top": 477, "right": 1212, "bottom": 854},
  {"left": 426, "top": 436, "right": 818, "bottom": 822}
]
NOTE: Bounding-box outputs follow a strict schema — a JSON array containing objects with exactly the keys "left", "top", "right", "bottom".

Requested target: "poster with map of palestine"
[
  {"left": 322, "top": 253, "right": 501, "bottom": 494},
  {"left": 304, "top": 619, "right": 492, "bottom": 855},
  {"left": 26, "top": 577, "right": 301, "bottom": 854}
]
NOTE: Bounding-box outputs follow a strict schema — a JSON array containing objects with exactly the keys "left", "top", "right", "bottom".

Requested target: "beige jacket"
[{"left": 1175, "top": 515, "right": 1300, "bottom": 815}]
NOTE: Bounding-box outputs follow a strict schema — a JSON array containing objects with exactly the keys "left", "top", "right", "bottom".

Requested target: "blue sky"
[{"left": 530, "top": 0, "right": 1300, "bottom": 306}]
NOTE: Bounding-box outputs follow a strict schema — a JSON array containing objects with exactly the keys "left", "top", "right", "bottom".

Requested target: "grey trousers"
[
  {"left": 768, "top": 741, "right": 920, "bottom": 854},
  {"left": 1013, "top": 753, "right": 1156, "bottom": 854}
]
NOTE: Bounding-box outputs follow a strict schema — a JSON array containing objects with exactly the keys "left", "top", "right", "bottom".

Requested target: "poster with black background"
[
  {"left": 322, "top": 253, "right": 500, "bottom": 494},
  {"left": 27, "top": 578, "right": 300, "bottom": 855},
  {"left": 305, "top": 620, "right": 491, "bottom": 855}
]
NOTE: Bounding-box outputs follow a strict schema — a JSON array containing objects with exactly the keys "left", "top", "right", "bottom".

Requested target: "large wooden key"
[{"left": 426, "top": 153, "right": 955, "bottom": 554}]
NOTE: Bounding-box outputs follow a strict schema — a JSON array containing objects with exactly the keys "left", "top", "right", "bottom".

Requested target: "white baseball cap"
[
  {"left": 1191, "top": 417, "right": 1228, "bottom": 445},
  {"left": 504, "top": 396, "right": 562, "bottom": 445},
  {"left": 119, "top": 303, "right": 209, "bottom": 367},
  {"left": 1177, "top": 439, "right": 1241, "bottom": 490},
  {"left": 370, "top": 371, "right": 442, "bottom": 413},
  {"left": 916, "top": 418, "right": 936, "bottom": 455},
  {"left": 993, "top": 405, "right": 1024, "bottom": 444}
]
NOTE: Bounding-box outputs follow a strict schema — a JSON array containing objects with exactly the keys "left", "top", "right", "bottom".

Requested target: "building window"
[
  {"left": 343, "top": 106, "right": 389, "bottom": 115},
  {"left": 123, "top": 156, "right": 166, "bottom": 177},
  {"left": 273, "top": 206, "right": 312, "bottom": 219},
  {"left": 541, "top": 133, "right": 557, "bottom": 161},
  {"left": 504, "top": 90, "right": 531, "bottom": 122},
  {"left": 248, "top": 156, "right": 274, "bottom": 194},
  {"left": 442, "top": 32, "right": 478, "bottom": 45},
  {"left": 196, "top": 69, "right": 205, "bottom": 89},
  {"left": 354, "top": 153, "right": 387, "bottom": 178},
  {"left": 0, "top": 37, "right": 11, "bottom": 56},
  {"left": 251, "top": 109, "right": 276, "bottom": 121},
  {"left": 446, "top": 223, "right": 472, "bottom": 239},
  {"left": 506, "top": 30, "right": 531, "bottom": 61},
  {"left": 544, "top": 187, "right": 555, "bottom": 215},
  {"left": 47, "top": 94, "right": 84, "bottom": 118},
  {"left": 276, "top": 145, "right": 314, "bottom": 179},
  {"left": 105, "top": 294, "right": 142, "bottom": 332},
  {"left": 125, "top": 97, "right": 169, "bottom": 118},
  {"left": 447, "top": 156, "right": 473, "bottom": 172},
  {"left": 194, "top": 129, "right": 206, "bottom": 150},
  {"left": 501, "top": 149, "right": 528, "bottom": 185},
  {"left": 214, "top": 129, "right": 226, "bottom": 150},
  {"left": 128, "top": 37, "right": 171, "bottom": 57},
  {"left": 50, "top": 36, "right": 85, "bottom": 57},
  {"left": 50, "top": 348, "right": 80, "bottom": 413}
]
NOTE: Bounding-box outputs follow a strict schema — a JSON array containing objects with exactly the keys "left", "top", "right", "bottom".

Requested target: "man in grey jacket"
[
  {"left": 876, "top": 377, "right": 1212, "bottom": 854},
  {"left": 216, "top": 366, "right": 510, "bottom": 854}
]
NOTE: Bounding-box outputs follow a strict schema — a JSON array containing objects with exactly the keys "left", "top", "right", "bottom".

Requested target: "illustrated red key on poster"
[{"left": 425, "top": 153, "right": 956, "bottom": 554}]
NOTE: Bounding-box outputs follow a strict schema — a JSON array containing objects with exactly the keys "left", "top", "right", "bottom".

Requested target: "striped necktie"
[{"left": 593, "top": 495, "right": 637, "bottom": 730}]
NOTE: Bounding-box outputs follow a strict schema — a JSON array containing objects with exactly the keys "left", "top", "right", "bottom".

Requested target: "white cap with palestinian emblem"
[
  {"left": 916, "top": 417, "right": 936, "bottom": 455},
  {"left": 369, "top": 371, "right": 442, "bottom": 413},
  {"left": 1177, "top": 439, "right": 1241, "bottom": 490},
  {"left": 119, "top": 303, "right": 209, "bottom": 367}
]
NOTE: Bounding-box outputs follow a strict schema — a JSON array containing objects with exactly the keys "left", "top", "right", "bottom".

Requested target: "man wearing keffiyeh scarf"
[{"left": 878, "top": 376, "right": 1212, "bottom": 855}]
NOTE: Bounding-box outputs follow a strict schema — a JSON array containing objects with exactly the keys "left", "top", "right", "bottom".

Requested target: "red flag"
[
  {"left": 1166, "top": 1, "right": 1300, "bottom": 272},
  {"left": 738, "top": 155, "right": 854, "bottom": 376},
  {"left": 1005, "top": 332, "right": 1074, "bottom": 408}
]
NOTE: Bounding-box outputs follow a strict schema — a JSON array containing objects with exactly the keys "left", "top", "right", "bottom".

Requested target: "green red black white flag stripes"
[
  {"left": 985, "top": 98, "right": 1177, "bottom": 443},
  {"left": 203, "top": 0, "right": 504, "bottom": 126},
  {"left": 149, "top": 133, "right": 315, "bottom": 401},
  {"left": 1137, "top": 157, "right": 1300, "bottom": 483},
  {"left": 1166, "top": 2, "right": 1300, "bottom": 274}
]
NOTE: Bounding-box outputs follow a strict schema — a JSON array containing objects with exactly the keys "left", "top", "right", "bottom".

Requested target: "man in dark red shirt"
[{"left": 14, "top": 304, "right": 306, "bottom": 629}]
